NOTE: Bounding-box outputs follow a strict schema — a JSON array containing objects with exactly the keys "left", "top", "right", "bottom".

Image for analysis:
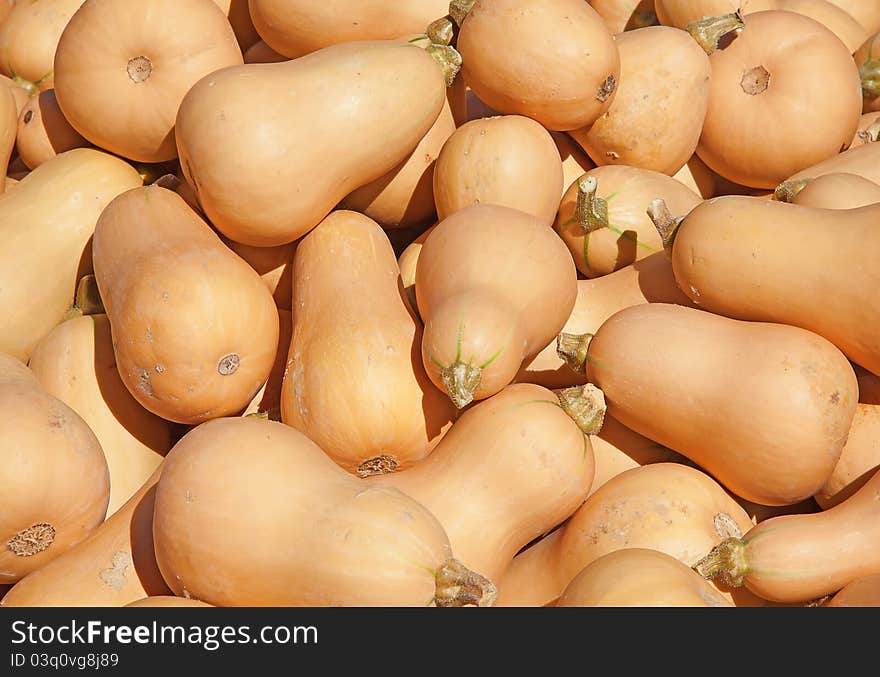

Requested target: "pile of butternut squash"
[{"left": 2, "top": 0, "right": 880, "bottom": 609}]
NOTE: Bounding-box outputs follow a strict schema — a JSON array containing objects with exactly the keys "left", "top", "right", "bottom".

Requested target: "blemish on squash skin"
[
  {"left": 7, "top": 523, "right": 56, "bottom": 557},
  {"left": 217, "top": 353, "right": 240, "bottom": 376},
  {"left": 98, "top": 551, "right": 131, "bottom": 590},
  {"left": 138, "top": 369, "right": 153, "bottom": 397}
]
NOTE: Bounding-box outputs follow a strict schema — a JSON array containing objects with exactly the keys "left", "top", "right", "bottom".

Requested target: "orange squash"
[
  {"left": 369, "top": 382, "right": 603, "bottom": 583},
  {"left": 433, "top": 115, "right": 564, "bottom": 224},
  {"left": 14, "top": 88, "right": 88, "bottom": 169},
  {"left": 28, "top": 314, "right": 171, "bottom": 516},
  {"left": 416, "top": 204, "right": 578, "bottom": 408},
  {"left": 53, "top": 0, "right": 243, "bottom": 164},
  {"left": 813, "top": 404, "right": 880, "bottom": 509},
  {"left": 665, "top": 195, "right": 880, "bottom": 376},
  {"left": 0, "top": 352, "right": 110, "bottom": 584},
  {"left": 0, "top": 0, "right": 13, "bottom": 26},
  {"left": 856, "top": 31, "right": 880, "bottom": 113},
  {"left": 790, "top": 172, "right": 880, "bottom": 209},
  {"left": 554, "top": 166, "right": 702, "bottom": 278},
  {"left": 777, "top": 139, "right": 880, "bottom": 199},
  {"left": 220, "top": 237, "right": 296, "bottom": 311},
  {"left": 557, "top": 548, "right": 734, "bottom": 607},
  {"left": 92, "top": 185, "right": 280, "bottom": 425},
  {"left": 153, "top": 417, "right": 497, "bottom": 606},
  {"left": 0, "top": 83, "right": 15, "bottom": 189},
  {"left": 495, "top": 462, "right": 755, "bottom": 606},
  {"left": 456, "top": 0, "right": 620, "bottom": 131},
  {"left": 589, "top": 0, "right": 660, "bottom": 33},
  {"left": 1, "top": 468, "right": 172, "bottom": 606},
  {"left": 280, "top": 211, "right": 456, "bottom": 476},
  {"left": 693, "top": 10, "right": 862, "bottom": 189},
  {"left": 125, "top": 596, "right": 213, "bottom": 608},
  {"left": 0, "top": 148, "right": 142, "bottom": 362},
  {"left": 569, "top": 25, "right": 712, "bottom": 176},
  {"left": 695, "top": 468, "right": 880, "bottom": 603},
  {"left": 825, "top": 574, "right": 880, "bottom": 606},
  {"left": 176, "top": 40, "right": 447, "bottom": 246}
]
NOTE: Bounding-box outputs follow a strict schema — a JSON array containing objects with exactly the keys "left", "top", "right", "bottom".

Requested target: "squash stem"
[
  {"left": 434, "top": 558, "right": 497, "bottom": 607},
  {"left": 647, "top": 198, "right": 684, "bottom": 254},
  {"left": 426, "top": 16, "right": 456, "bottom": 46},
  {"left": 556, "top": 332, "right": 593, "bottom": 374},
  {"left": 441, "top": 359, "right": 481, "bottom": 409},
  {"left": 449, "top": 0, "right": 476, "bottom": 27},
  {"left": 857, "top": 119, "right": 880, "bottom": 145},
  {"left": 74, "top": 274, "right": 105, "bottom": 316},
  {"left": 426, "top": 43, "right": 463, "bottom": 87},
  {"left": 686, "top": 11, "right": 745, "bottom": 55},
  {"left": 773, "top": 178, "right": 812, "bottom": 203},
  {"left": 555, "top": 383, "right": 606, "bottom": 435},
  {"left": 574, "top": 176, "right": 609, "bottom": 235},
  {"left": 693, "top": 537, "right": 749, "bottom": 588},
  {"left": 860, "top": 60, "right": 880, "bottom": 100}
]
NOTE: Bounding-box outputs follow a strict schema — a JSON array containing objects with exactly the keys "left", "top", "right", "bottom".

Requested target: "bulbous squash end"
[
  {"left": 434, "top": 558, "right": 497, "bottom": 607},
  {"left": 693, "top": 537, "right": 749, "bottom": 588},
  {"left": 555, "top": 383, "right": 607, "bottom": 436},
  {"left": 441, "top": 360, "right": 481, "bottom": 409}
]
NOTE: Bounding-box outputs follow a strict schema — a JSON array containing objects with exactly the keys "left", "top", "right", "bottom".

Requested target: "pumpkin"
[
  {"left": 855, "top": 31, "right": 880, "bottom": 113},
  {"left": 28, "top": 314, "right": 171, "bottom": 516},
  {"left": 53, "top": 0, "right": 243, "bottom": 164},
  {"left": 0, "top": 468, "right": 171, "bottom": 606},
  {"left": 584, "top": 303, "right": 858, "bottom": 505},
  {"left": 14, "top": 88, "right": 88, "bottom": 169},
  {"left": 153, "top": 416, "right": 497, "bottom": 606},
  {"left": 369, "top": 382, "right": 604, "bottom": 583},
  {"left": 92, "top": 185, "right": 280, "bottom": 425},
  {"left": 0, "top": 148, "right": 142, "bottom": 362},
  {"left": 569, "top": 25, "right": 712, "bottom": 176},
  {"left": 176, "top": 40, "right": 447, "bottom": 246},
  {"left": 456, "top": 0, "right": 620, "bottom": 131},
  {"left": 695, "top": 468, "right": 880, "bottom": 603},
  {"left": 693, "top": 10, "right": 862, "bottom": 189},
  {"left": 825, "top": 574, "right": 880, "bottom": 607},
  {"left": 0, "top": 352, "right": 110, "bottom": 584},
  {"left": 280, "top": 210, "right": 456, "bottom": 476},
  {"left": 790, "top": 172, "right": 880, "bottom": 208},
  {"left": 557, "top": 548, "right": 734, "bottom": 607},
  {"left": 416, "top": 204, "right": 578, "bottom": 408},
  {"left": 814, "top": 404, "right": 880, "bottom": 509},
  {"left": 589, "top": 0, "right": 660, "bottom": 33},
  {"left": 554, "top": 165, "right": 702, "bottom": 278},
  {"left": 433, "top": 115, "right": 564, "bottom": 224}
]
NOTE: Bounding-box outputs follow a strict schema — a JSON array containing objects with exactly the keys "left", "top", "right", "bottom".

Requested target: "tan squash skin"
[
  {"left": 674, "top": 152, "right": 771, "bottom": 198},
  {"left": 495, "top": 463, "right": 755, "bottom": 606},
  {"left": 668, "top": 196, "right": 880, "bottom": 376},
  {"left": 590, "top": 0, "right": 659, "bottom": 33},
  {"left": 457, "top": 0, "right": 621, "bottom": 132},
  {"left": 825, "top": 574, "right": 880, "bottom": 606},
  {"left": 53, "top": 0, "right": 243, "bottom": 164},
  {"left": 125, "top": 596, "right": 213, "bottom": 608},
  {"left": 248, "top": 0, "right": 448, "bottom": 58},
  {"left": 221, "top": 237, "right": 296, "bottom": 311},
  {"left": 791, "top": 172, "right": 880, "bottom": 209},
  {"left": 516, "top": 253, "right": 696, "bottom": 389},
  {"left": 211, "top": 0, "right": 260, "bottom": 50},
  {"left": 416, "top": 204, "right": 578, "bottom": 409},
  {"left": 176, "top": 40, "right": 446, "bottom": 247},
  {"left": 0, "top": 82, "right": 15, "bottom": 190},
  {"left": 856, "top": 32, "right": 880, "bottom": 113},
  {"left": 153, "top": 417, "right": 497, "bottom": 607},
  {"left": 341, "top": 96, "right": 457, "bottom": 230},
  {"left": 243, "top": 40, "right": 288, "bottom": 64},
  {"left": 570, "top": 26, "right": 711, "bottom": 176},
  {"left": 0, "top": 0, "right": 13, "bottom": 26},
  {"left": 1, "top": 74, "right": 29, "bottom": 115},
  {"left": 557, "top": 548, "right": 734, "bottom": 607},
  {"left": 781, "top": 140, "right": 880, "bottom": 192},
  {"left": 28, "top": 314, "right": 171, "bottom": 516},
  {"left": 92, "top": 185, "right": 280, "bottom": 425},
  {"left": 1, "top": 468, "right": 172, "bottom": 607},
  {"left": 14, "top": 88, "right": 88, "bottom": 169},
  {"left": 399, "top": 223, "right": 437, "bottom": 318},
  {"left": 827, "top": 1, "right": 880, "bottom": 35},
  {"left": 849, "top": 112, "right": 880, "bottom": 147},
  {"left": 0, "top": 353, "right": 110, "bottom": 584},
  {"left": 281, "top": 211, "right": 456, "bottom": 476},
  {"left": 555, "top": 165, "right": 702, "bottom": 278},
  {"left": 814, "top": 404, "right": 880, "bottom": 509},
  {"left": 0, "top": 148, "right": 142, "bottom": 363},
  {"left": 695, "top": 10, "right": 862, "bottom": 190},
  {"left": 242, "top": 309, "right": 291, "bottom": 420},
  {"left": 432, "top": 115, "right": 563, "bottom": 225},
  {"left": 586, "top": 303, "right": 858, "bottom": 505},
  {"left": 368, "top": 383, "right": 599, "bottom": 584},
  {"left": 0, "top": 0, "right": 84, "bottom": 92},
  {"left": 695, "top": 468, "right": 880, "bottom": 603}
]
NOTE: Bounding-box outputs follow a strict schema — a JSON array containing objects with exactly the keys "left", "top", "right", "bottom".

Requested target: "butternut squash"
[
  {"left": 856, "top": 31, "right": 880, "bottom": 113},
  {"left": 280, "top": 210, "right": 456, "bottom": 476},
  {"left": 125, "top": 596, "right": 213, "bottom": 608},
  {"left": 0, "top": 353, "right": 110, "bottom": 584},
  {"left": 153, "top": 416, "right": 497, "bottom": 606},
  {"left": 825, "top": 574, "right": 880, "bottom": 606},
  {"left": 92, "top": 185, "right": 280, "bottom": 425},
  {"left": 369, "top": 382, "right": 604, "bottom": 583},
  {"left": 176, "top": 40, "right": 448, "bottom": 246},
  {"left": 14, "top": 88, "right": 88, "bottom": 169},
  {"left": 569, "top": 25, "right": 712, "bottom": 176},
  {"left": 242, "top": 309, "right": 291, "bottom": 421},
  {"left": 555, "top": 166, "right": 702, "bottom": 278},
  {"left": 53, "top": 0, "right": 243, "bottom": 164},
  {"left": 695, "top": 468, "right": 880, "bottom": 603},
  {"left": 28, "top": 314, "right": 171, "bottom": 516},
  {"left": 1, "top": 468, "right": 171, "bottom": 606},
  {"left": 664, "top": 195, "right": 880, "bottom": 376},
  {"left": 399, "top": 223, "right": 436, "bottom": 317},
  {"left": 589, "top": 0, "right": 660, "bottom": 33},
  {"left": 814, "top": 404, "right": 880, "bottom": 509},
  {"left": 557, "top": 548, "right": 734, "bottom": 607},
  {"left": 455, "top": 0, "right": 620, "bottom": 131},
  {"left": 0, "top": 0, "right": 13, "bottom": 26},
  {"left": 776, "top": 140, "right": 880, "bottom": 200},
  {"left": 0, "top": 148, "right": 142, "bottom": 362},
  {"left": 0, "top": 82, "right": 15, "bottom": 190},
  {"left": 220, "top": 237, "right": 296, "bottom": 311},
  {"left": 1, "top": 74, "right": 29, "bottom": 115},
  {"left": 243, "top": 40, "right": 288, "bottom": 64},
  {"left": 583, "top": 303, "right": 858, "bottom": 505},
  {"left": 692, "top": 10, "right": 862, "bottom": 189},
  {"left": 791, "top": 172, "right": 880, "bottom": 209},
  {"left": 495, "top": 462, "right": 754, "bottom": 606},
  {"left": 416, "top": 204, "right": 578, "bottom": 408}
]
